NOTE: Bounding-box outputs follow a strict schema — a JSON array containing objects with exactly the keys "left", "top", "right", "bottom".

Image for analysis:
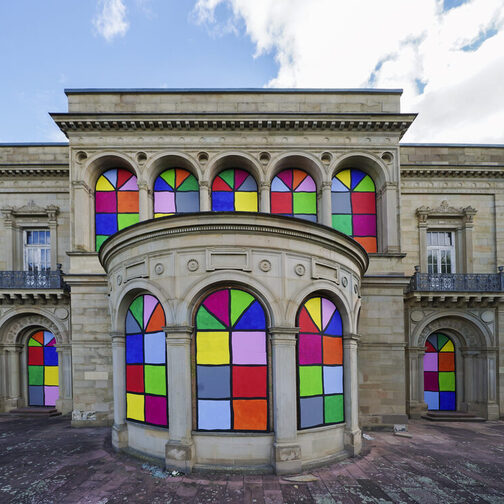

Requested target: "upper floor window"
[
  {"left": 427, "top": 231, "right": 455, "bottom": 274},
  {"left": 211, "top": 168, "right": 258, "bottom": 212},
  {"left": 331, "top": 168, "right": 377, "bottom": 253},
  {"left": 154, "top": 168, "right": 199, "bottom": 217},
  {"left": 24, "top": 229, "right": 50, "bottom": 271},
  {"left": 95, "top": 168, "right": 139, "bottom": 251},
  {"left": 270, "top": 168, "right": 317, "bottom": 222}
]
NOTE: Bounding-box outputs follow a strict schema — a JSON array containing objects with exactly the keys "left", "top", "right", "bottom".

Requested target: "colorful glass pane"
[
  {"left": 297, "top": 297, "right": 344, "bottom": 429},
  {"left": 125, "top": 294, "right": 168, "bottom": 427},
  {"left": 331, "top": 168, "right": 377, "bottom": 253},
  {"left": 424, "top": 333, "right": 456, "bottom": 411},
  {"left": 27, "top": 330, "right": 59, "bottom": 407},
  {"left": 195, "top": 288, "right": 268, "bottom": 431},
  {"left": 211, "top": 168, "right": 258, "bottom": 212},
  {"left": 154, "top": 168, "right": 200, "bottom": 218},
  {"left": 95, "top": 168, "right": 139, "bottom": 251},
  {"left": 271, "top": 168, "right": 317, "bottom": 222}
]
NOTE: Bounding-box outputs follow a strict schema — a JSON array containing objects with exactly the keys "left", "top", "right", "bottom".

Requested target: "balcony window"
[
  {"left": 24, "top": 229, "right": 51, "bottom": 271},
  {"left": 427, "top": 231, "right": 455, "bottom": 274}
]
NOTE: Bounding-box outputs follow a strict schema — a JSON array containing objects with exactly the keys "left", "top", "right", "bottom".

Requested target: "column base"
[
  {"left": 407, "top": 400, "right": 428, "bottom": 419},
  {"left": 4, "top": 397, "right": 22, "bottom": 411},
  {"left": 344, "top": 428, "right": 362, "bottom": 457},
  {"left": 165, "top": 440, "right": 194, "bottom": 474},
  {"left": 273, "top": 442, "right": 302, "bottom": 475},
  {"left": 485, "top": 402, "right": 500, "bottom": 420},
  {"left": 112, "top": 423, "right": 129, "bottom": 449},
  {"left": 56, "top": 398, "right": 73, "bottom": 415}
]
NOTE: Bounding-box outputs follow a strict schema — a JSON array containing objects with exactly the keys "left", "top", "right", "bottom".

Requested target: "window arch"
[
  {"left": 331, "top": 168, "right": 377, "bottom": 253},
  {"left": 270, "top": 168, "right": 317, "bottom": 222},
  {"left": 297, "top": 296, "right": 344, "bottom": 429},
  {"left": 211, "top": 168, "right": 258, "bottom": 212},
  {"left": 424, "top": 333, "right": 456, "bottom": 411},
  {"left": 27, "top": 330, "right": 59, "bottom": 407},
  {"left": 95, "top": 168, "right": 139, "bottom": 251},
  {"left": 153, "top": 168, "right": 199, "bottom": 217},
  {"left": 125, "top": 294, "right": 168, "bottom": 427},
  {"left": 194, "top": 287, "right": 268, "bottom": 431}
]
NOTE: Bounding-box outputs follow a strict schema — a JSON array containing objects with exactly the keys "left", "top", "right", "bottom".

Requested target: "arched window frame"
[{"left": 211, "top": 168, "right": 259, "bottom": 212}]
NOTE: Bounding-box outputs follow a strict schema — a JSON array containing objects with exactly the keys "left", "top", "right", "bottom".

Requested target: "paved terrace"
[{"left": 0, "top": 415, "right": 503, "bottom": 503}]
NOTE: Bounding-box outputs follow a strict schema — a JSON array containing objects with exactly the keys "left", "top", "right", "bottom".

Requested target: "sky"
[{"left": 0, "top": 0, "right": 503, "bottom": 144}]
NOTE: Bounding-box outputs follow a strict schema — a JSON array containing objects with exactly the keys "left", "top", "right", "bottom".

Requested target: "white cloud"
[
  {"left": 94, "top": 0, "right": 130, "bottom": 42},
  {"left": 194, "top": 0, "right": 504, "bottom": 143}
]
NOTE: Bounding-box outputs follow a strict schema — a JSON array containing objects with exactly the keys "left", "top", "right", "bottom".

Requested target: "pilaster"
[
  {"left": 4, "top": 345, "right": 22, "bottom": 410},
  {"left": 137, "top": 180, "right": 152, "bottom": 221},
  {"left": 343, "top": 333, "right": 361, "bottom": 456},
  {"left": 55, "top": 344, "right": 73, "bottom": 414},
  {"left": 199, "top": 181, "right": 210, "bottom": 211},
  {"left": 111, "top": 332, "right": 128, "bottom": 449},
  {"left": 320, "top": 181, "right": 332, "bottom": 227},
  {"left": 260, "top": 182, "right": 271, "bottom": 213}
]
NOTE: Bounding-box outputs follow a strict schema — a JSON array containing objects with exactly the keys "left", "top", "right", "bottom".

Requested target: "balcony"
[
  {"left": 0, "top": 265, "right": 69, "bottom": 304},
  {"left": 405, "top": 267, "right": 504, "bottom": 306}
]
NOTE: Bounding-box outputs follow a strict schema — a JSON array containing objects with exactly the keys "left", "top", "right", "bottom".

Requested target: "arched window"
[
  {"left": 125, "top": 294, "right": 167, "bottom": 427},
  {"left": 297, "top": 296, "right": 344, "bottom": 429},
  {"left": 195, "top": 288, "right": 268, "bottom": 431},
  {"left": 27, "top": 330, "right": 59, "bottom": 407},
  {"left": 270, "top": 168, "right": 317, "bottom": 222},
  {"left": 153, "top": 168, "right": 199, "bottom": 217},
  {"left": 95, "top": 168, "right": 139, "bottom": 251},
  {"left": 211, "top": 168, "right": 258, "bottom": 212},
  {"left": 424, "top": 333, "right": 456, "bottom": 411},
  {"left": 331, "top": 169, "right": 377, "bottom": 253}
]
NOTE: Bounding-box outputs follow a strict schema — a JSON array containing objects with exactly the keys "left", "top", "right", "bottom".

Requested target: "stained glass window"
[
  {"left": 211, "top": 168, "right": 258, "bottom": 212},
  {"left": 424, "top": 333, "right": 456, "bottom": 411},
  {"left": 297, "top": 297, "right": 344, "bottom": 429},
  {"left": 195, "top": 288, "right": 268, "bottom": 431},
  {"left": 95, "top": 168, "right": 139, "bottom": 251},
  {"left": 271, "top": 168, "right": 317, "bottom": 222},
  {"left": 125, "top": 294, "right": 168, "bottom": 427},
  {"left": 154, "top": 168, "right": 199, "bottom": 217},
  {"left": 28, "top": 330, "right": 59, "bottom": 407},
  {"left": 331, "top": 168, "right": 377, "bottom": 253}
]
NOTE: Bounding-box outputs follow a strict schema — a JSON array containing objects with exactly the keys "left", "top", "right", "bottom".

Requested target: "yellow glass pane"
[
  {"left": 127, "top": 393, "right": 145, "bottom": 421},
  {"left": 304, "top": 298, "right": 322, "bottom": 330},
  {"left": 96, "top": 176, "right": 115, "bottom": 191},
  {"left": 336, "top": 169, "right": 351, "bottom": 189},
  {"left": 44, "top": 366, "right": 59, "bottom": 386},
  {"left": 235, "top": 192, "right": 258, "bottom": 212},
  {"left": 196, "top": 332, "right": 230, "bottom": 364},
  {"left": 440, "top": 340, "right": 454, "bottom": 352},
  {"left": 154, "top": 213, "right": 174, "bottom": 218}
]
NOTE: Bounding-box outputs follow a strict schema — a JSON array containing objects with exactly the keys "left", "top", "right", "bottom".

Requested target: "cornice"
[
  {"left": 401, "top": 164, "right": 504, "bottom": 178},
  {"left": 50, "top": 112, "right": 416, "bottom": 139},
  {"left": 0, "top": 163, "right": 69, "bottom": 177}
]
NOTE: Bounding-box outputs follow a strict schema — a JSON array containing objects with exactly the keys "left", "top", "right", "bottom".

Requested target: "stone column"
[
  {"left": 138, "top": 180, "right": 152, "bottom": 221},
  {"left": 406, "top": 346, "right": 427, "bottom": 418},
  {"left": 55, "top": 344, "right": 73, "bottom": 414},
  {"left": 71, "top": 180, "right": 92, "bottom": 251},
  {"left": 462, "top": 349, "right": 478, "bottom": 410},
  {"left": 5, "top": 345, "right": 22, "bottom": 410},
  {"left": 111, "top": 332, "right": 128, "bottom": 449},
  {"left": 343, "top": 334, "right": 361, "bottom": 456},
  {"left": 320, "top": 181, "right": 332, "bottom": 227},
  {"left": 164, "top": 325, "right": 194, "bottom": 473},
  {"left": 270, "top": 327, "right": 302, "bottom": 474},
  {"left": 483, "top": 348, "right": 499, "bottom": 420},
  {"left": 260, "top": 182, "right": 271, "bottom": 213},
  {"left": 1, "top": 209, "right": 15, "bottom": 269},
  {"left": 381, "top": 182, "right": 400, "bottom": 254},
  {"left": 199, "top": 181, "right": 210, "bottom": 212}
]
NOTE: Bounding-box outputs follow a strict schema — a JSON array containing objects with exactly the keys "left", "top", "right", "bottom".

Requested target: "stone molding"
[{"left": 416, "top": 200, "right": 477, "bottom": 226}]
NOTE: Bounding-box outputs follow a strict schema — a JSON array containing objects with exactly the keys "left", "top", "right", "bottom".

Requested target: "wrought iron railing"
[
  {"left": 407, "top": 267, "right": 504, "bottom": 292},
  {"left": 0, "top": 265, "right": 68, "bottom": 290}
]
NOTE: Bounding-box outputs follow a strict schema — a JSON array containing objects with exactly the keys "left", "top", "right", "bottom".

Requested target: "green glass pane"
[
  {"left": 332, "top": 214, "right": 352, "bottom": 235},
  {"left": 324, "top": 394, "right": 344, "bottom": 423},
  {"left": 95, "top": 235, "right": 108, "bottom": 252},
  {"left": 28, "top": 366, "right": 43, "bottom": 385},
  {"left": 293, "top": 192, "right": 316, "bottom": 215},
  {"left": 196, "top": 305, "right": 226, "bottom": 330},
  {"left": 129, "top": 296, "right": 144, "bottom": 329},
  {"left": 144, "top": 365, "right": 166, "bottom": 395},
  {"left": 219, "top": 169, "right": 234, "bottom": 190},
  {"left": 230, "top": 289, "right": 254, "bottom": 326},
  {"left": 28, "top": 338, "right": 42, "bottom": 347},
  {"left": 439, "top": 372, "right": 455, "bottom": 392},
  {"left": 118, "top": 213, "right": 139, "bottom": 230},
  {"left": 354, "top": 175, "right": 375, "bottom": 192},
  {"left": 161, "top": 169, "right": 175, "bottom": 189},
  {"left": 437, "top": 333, "right": 448, "bottom": 350},
  {"left": 178, "top": 175, "right": 199, "bottom": 192},
  {"left": 299, "top": 366, "right": 323, "bottom": 396}
]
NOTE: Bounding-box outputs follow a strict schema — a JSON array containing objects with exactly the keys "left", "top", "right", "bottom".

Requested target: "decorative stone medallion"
[
  {"left": 154, "top": 263, "right": 164, "bottom": 275},
  {"left": 295, "top": 264, "right": 306, "bottom": 277},
  {"left": 259, "top": 259, "right": 271, "bottom": 272},
  {"left": 187, "top": 259, "right": 199, "bottom": 272}
]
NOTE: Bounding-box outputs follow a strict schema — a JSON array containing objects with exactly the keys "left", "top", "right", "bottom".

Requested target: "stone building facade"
[{"left": 0, "top": 89, "right": 502, "bottom": 473}]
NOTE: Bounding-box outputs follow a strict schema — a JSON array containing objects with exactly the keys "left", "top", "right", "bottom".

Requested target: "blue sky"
[{"left": 1, "top": 0, "right": 503, "bottom": 143}]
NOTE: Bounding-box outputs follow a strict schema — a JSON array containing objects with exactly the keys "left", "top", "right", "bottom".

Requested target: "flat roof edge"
[
  {"left": 64, "top": 87, "right": 404, "bottom": 95},
  {"left": 401, "top": 143, "right": 504, "bottom": 148},
  {"left": 0, "top": 142, "right": 69, "bottom": 147}
]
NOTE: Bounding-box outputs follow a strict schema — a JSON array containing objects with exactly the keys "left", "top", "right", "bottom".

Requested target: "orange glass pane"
[
  {"left": 117, "top": 192, "right": 139, "bottom": 213},
  {"left": 354, "top": 236, "right": 377, "bottom": 253},
  {"left": 233, "top": 399, "right": 267, "bottom": 431},
  {"left": 438, "top": 353, "right": 455, "bottom": 371},
  {"left": 323, "top": 336, "right": 343, "bottom": 365}
]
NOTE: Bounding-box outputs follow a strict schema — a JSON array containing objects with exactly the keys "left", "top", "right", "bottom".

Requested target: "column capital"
[
  {"left": 4, "top": 344, "right": 23, "bottom": 353},
  {"left": 260, "top": 182, "right": 271, "bottom": 190},
  {"left": 269, "top": 327, "right": 298, "bottom": 344},
  {"left": 111, "top": 332, "right": 125, "bottom": 346},
  {"left": 164, "top": 325, "right": 193, "bottom": 345},
  {"left": 343, "top": 333, "right": 360, "bottom": 343},
  {"left": 321, "top": 180, "right": 332, "bottom": 190}
]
